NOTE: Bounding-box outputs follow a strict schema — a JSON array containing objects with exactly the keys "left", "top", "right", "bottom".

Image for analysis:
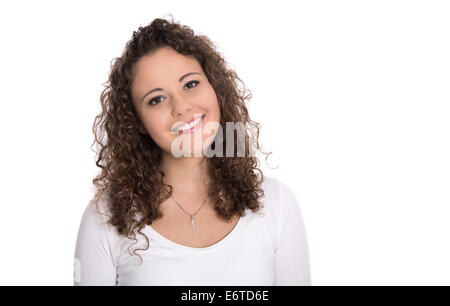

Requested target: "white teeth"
[{"left": 178, "top": 116, "right": 201, "bottom": 132}]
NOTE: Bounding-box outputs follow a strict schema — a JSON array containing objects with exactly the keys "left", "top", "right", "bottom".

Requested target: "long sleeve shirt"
[{"left": 73, "top": 176, "right": 311, "bottom": 285}]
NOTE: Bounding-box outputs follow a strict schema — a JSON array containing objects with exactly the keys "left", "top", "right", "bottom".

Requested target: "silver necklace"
[{"left": 170, "top": 195, "right": 208, "bottom": 231}]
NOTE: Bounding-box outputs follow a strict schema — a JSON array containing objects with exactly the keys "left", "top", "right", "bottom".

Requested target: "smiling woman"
[
  {"left": 74, "top": 15, "right": 311, "bottom": 286},
  {"left": 130, "top": 46, "right": 221, "bottom": 157}
]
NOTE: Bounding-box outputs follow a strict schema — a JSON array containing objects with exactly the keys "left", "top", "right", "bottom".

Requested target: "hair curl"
[{"left": 90, "top": 15, "right": 273, "bottom": 264}]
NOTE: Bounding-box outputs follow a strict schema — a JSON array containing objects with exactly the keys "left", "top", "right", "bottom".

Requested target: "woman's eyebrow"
[{"left": 139, "top": 72, "right": 202, "bottom": 103}]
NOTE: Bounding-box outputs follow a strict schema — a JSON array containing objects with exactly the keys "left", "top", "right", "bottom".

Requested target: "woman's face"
[{"left": 131, "top": 46, "right": 221, "bottom": 157}]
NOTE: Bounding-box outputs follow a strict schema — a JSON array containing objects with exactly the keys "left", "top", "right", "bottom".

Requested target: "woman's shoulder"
[
  {"left": 260, "top": 175, "right": 302, "bottom": 220},
  {"left": 260, "top": 175, "right": 306, "bottom": 250},
  {"left": 78, "top": 191, "right": 115, "bottom": 237},
  {"left": 261, "top": 175, "right": 293, "bottom": 205},
  {"left": 262, "top": 175, "right": 297, "bottom": 195},
  {"left": 258, "top": 175, "right": 282, "bottom": 216}
]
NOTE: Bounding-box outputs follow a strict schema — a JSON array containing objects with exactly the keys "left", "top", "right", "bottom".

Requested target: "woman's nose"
[{"left": 171, "top": 95, "right": 192, "bottom": 117}]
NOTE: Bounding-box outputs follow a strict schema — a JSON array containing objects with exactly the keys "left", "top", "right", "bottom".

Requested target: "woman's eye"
[
  {"left": 148, "top": 96, "right": 164, "bottom": 106},
  {"left": 147, "top": 81, "right": 199, "bottom": 106},
  {"left": 185, "top": 80, "right": 200, "bottom": 89}
]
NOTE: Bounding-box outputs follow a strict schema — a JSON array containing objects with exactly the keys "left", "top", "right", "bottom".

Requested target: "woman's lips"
[{"left": 178, "top": 114, "right": 204, "bottom": 135}]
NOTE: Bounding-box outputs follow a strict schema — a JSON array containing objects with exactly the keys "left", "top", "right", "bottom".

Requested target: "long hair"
[{"left": 91, "top": 15, "right": 273, "bottom": 263}]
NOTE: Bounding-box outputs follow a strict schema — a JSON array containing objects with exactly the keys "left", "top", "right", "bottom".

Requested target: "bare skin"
[{"left": 131, "top": 46, "right": 239, "bottom": 247}]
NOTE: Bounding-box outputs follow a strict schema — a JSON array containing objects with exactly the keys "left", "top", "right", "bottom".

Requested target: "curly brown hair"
[{"left": 90, "top": 15, "right": 273, "bottom": 263}]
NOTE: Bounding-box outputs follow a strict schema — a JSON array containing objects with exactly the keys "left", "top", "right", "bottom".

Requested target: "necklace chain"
[{"left": 170, "top": 195, "right": 208, "bottom": 230}]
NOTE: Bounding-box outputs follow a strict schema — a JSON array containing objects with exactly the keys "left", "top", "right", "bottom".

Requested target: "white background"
[{"left": 0, "top": 0, "right": 449, "bottom": 285}]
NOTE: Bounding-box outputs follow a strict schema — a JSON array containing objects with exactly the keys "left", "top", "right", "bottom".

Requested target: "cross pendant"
[{"left": 189, "top": 217, "right": 196, "bottom": 230}]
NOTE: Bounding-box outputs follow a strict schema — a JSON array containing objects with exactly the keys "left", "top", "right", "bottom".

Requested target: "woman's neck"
[{"left": 159, "top": 153, "right": 211, "bottom": 195}]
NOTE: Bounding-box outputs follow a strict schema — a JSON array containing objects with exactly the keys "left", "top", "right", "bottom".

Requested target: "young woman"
[{"left": 74, "top": 16, "right": 311, "bottom": 286}]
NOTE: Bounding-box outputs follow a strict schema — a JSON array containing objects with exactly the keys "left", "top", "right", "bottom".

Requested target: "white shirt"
[{"left": 73, "top": 176, "right": 311, "bottom": 286}]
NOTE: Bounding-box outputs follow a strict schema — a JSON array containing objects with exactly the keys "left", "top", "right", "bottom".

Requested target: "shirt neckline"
[{"left": 145, "top": 210, "right": 247, "bottom": 252}]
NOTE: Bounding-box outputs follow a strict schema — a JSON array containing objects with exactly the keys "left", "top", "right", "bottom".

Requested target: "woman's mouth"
[{"left": 174, "top": 114, "right": 205, "bottom": 135}]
